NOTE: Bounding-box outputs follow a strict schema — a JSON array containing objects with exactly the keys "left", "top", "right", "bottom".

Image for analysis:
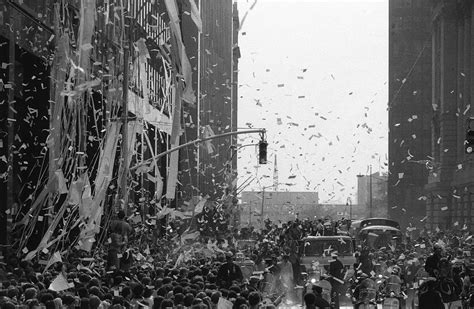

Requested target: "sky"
[{"left": 235, "top": 0, "right": 388, "bottom": 204}]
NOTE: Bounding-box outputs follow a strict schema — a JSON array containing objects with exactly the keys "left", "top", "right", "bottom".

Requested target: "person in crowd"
[
  {"left": 344, "top": 263, "right": 356, "bottom": 283},
  {"left": 288, "top": 249, "right": 301, "bottom": 286},
  {"left": 384, "top": 265, "right": 402, "bottom": 296},
  {"left": 359, "top": 247, "right": 374, "bottom": 276},
  {"left": 217, "top": 252, "right": 243, "bottom": 288},
  {"left": 247, "top": 291, "right": 262, "bottom": 309},
  {"left": 108, "top": 210, "right": 133, "bottom": 270},
  {"left": 352, "top": 272, "right": 376, "bottom": 303},
  {"left": 5, "top": 211, "right": 474, "bottom": 309},
  {"left": 425, "top": 243, "right": 443, "bottom": 278},
  {"left": 315, "top": 220, "right": 324, "bottom": 236},
  {"left": 312, "top": 285, "right": 331, "bottom": 308},
  {"left": 278, "top": 253, "right": 294, "bottom": 299},
  {"left": 418, "top": 278, "right": 445, "bottom": 309},
  {"left": 303, "top": 292, "right": 318, "bottom": 309},
  {"left": 329, "top": 252, "right": 344, "bottom": 280},
  {"left": 327, "top": 252, "right": 344, "bottom": 307}
]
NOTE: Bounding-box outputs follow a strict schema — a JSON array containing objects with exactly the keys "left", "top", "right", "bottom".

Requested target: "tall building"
[
  {"left": 197, "top": 0, "right": 238, "bottom": 202},
  {"left": 0, "top": 0, "right": 55, "bottom": 245},
  {"left": 425, "top": 0, "right": 474, "bottom": 231},
  {"left": 0, "top": 0, "right": 239, "bottom": 251},
  {"left": 388, "top": 0, "right": 432, "bottom": 229},
  {"left": 0, "top": 0, "right": 178, "bottom": 248},
  {"left": 178, "top": 0, "right": 239, "bottom": 213}
]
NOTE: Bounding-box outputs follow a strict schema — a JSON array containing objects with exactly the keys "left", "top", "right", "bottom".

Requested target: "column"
[
  {"left": 439, "top": 11, "right": 458, "bottom": 183},
  {"left": 456, "top": 14, "right": 464, "bottom": 160},
  {"left": 464, "top": 13, "right": 471, "bottom": 122}
]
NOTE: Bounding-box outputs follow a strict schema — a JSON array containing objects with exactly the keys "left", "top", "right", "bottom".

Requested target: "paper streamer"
[
  {"left": 164, "top": 0, "right": 195, "bottom": 104},
  {"left": 44, "top": 252, "right": 62, "bottom": 272},
  {"left": 188, "top": 0, "right": 202, "bottom": 32},
  {"left": 166, "top": 81, "right": 182, "bottom": 200},
  {"left": 194, "top": 197, "right": 207, "bottom": 215},
  {"left": 217, "top": 298, "right": 233, "bottom": 309},
  {"left": 202, "top": 125, "right": 215, "bottom": 154},
  {"left": 49, "top": 273, "right": 73, "bottom": 292}
]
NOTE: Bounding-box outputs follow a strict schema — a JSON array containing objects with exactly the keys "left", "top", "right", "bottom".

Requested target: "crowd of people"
[{"left": 0, "top": 211, "right": 473, "bottom": 309}]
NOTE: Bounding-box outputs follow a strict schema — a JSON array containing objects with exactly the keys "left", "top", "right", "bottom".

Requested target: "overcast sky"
[{"left": 235, "top": 0, "right": 388, "bottom": 204}]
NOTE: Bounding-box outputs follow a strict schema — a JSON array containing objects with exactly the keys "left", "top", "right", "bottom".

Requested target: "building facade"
[
  {"left": 357, "top": 172, "right": 388, "bottom": 218},
  {"left": 388, "top": 0, "right": 432, "bottom": 229},
  {"left": 240, "top": 191, "right": 319, "bottom": 229},
  {"left": 0, "top": 0, "right": 239, "bottom": 251},
  {"left": 177, "top": 0, "right": 239, "bottom": 222},
  {"left": 0, "top": 0, "right": 180, "bottom": 248},
  {"left": 425, "top": 0, "right": 474, "bottom": 231},
  {"left": 196, "top": 0, "right": 238, "bottom": 203}
]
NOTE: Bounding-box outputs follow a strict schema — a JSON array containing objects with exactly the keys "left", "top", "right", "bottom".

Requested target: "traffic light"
[
  {"left": 258, "top": 140, "right": 268, "bottom": 164},
  {"left": 466, "top": 130, "right": 474, "bottom": 154},
  {"left": 466, "top": 118, "right": 474, "bottom": 154}
]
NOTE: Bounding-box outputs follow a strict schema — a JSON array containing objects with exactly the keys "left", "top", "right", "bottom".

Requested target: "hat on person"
[
  {"left": 24, "top": 287, "right": 37, "bottom": 300},
  {"left": 391, "top": 266, "right": 401, "bottom": 275},
  {"left": 89, "top": 296, "right": 101, "bottom": 309},
  {"left": 249, "top": 276, "right": 260, "bottom": 283}
]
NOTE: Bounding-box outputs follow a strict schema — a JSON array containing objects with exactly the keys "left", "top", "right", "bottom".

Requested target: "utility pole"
[
  {"left": 261, "top": 187, "right": 265, "bottom": 230},
  {"left": 346, "top": 197, "right": 352, "bottom": 220},
  {"left": 259, "top": 183, "right": 278, "bottom": 230},
  {"left": 369, "top": 164, "right": 373, "bottom": 217},
  {"left": 357, "top": 165, "right": 374, "bottom": 218},
  {"left": 118, "top": 13, "right": 130, "bottom": 214},
  {"left": 249, "top": 203, "right": 251, "bottom": 226}
]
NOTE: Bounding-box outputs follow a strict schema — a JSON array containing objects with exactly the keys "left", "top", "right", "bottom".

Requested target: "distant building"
[
  {"left": 238, "top": 191, "right": 370, "bottom": 229},
  {"left": 238, "top": 190, "right": 367, "bottom": 229},
  {"left": 357, "top": 172, "right": 388, "bottom": 218},
  {"left": 239, "top": 191, "right": 319, "bottom": 228},
  {"left": 388, "top": 0, "right": 432, "bottom": 228}
]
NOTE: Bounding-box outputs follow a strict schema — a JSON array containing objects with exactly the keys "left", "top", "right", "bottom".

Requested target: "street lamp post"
[{"left": 249, "top": 203, "right": 252, "bottom": 226}]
